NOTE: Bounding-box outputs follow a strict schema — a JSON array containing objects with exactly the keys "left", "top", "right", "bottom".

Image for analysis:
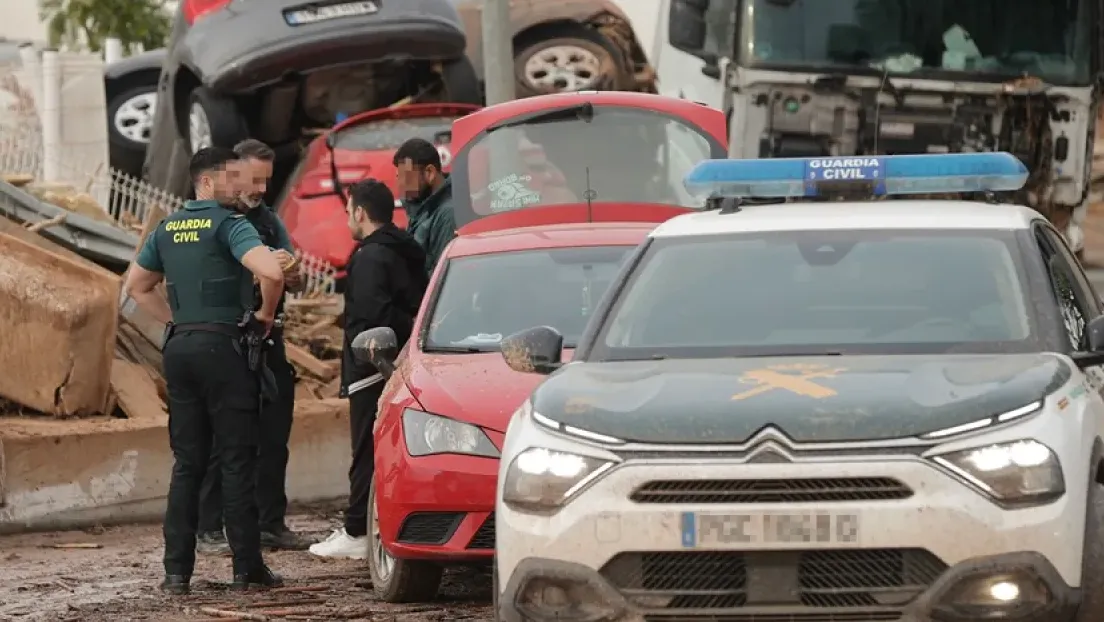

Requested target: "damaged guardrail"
[{"left": 0, "top": 177, "right": 138, "bottom": 269}]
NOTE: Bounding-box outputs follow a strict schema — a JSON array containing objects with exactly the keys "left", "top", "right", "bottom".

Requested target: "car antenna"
[{"left": 584, "top": 167, "right": 596, "bottom": 223}]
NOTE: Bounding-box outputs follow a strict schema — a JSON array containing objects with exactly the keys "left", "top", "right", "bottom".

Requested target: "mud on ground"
[{"left": 0, "top": 512, "right": 493, "bottom": 621}]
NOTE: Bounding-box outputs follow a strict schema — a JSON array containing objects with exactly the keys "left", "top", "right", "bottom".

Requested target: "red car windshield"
[
  {"left": 424, "top": 245, "right": 633, "bottom": 352},
  {"left": 332, "top": 115, "right": 455, "bottom": 158},
  {"left": 450, "top": 106, "right": 727, "bottom": 226}
]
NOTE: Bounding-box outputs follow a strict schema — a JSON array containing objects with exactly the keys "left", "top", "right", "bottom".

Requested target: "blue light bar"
[{"left": 683, "top": 153, "right": 1028, "bottom": 199}]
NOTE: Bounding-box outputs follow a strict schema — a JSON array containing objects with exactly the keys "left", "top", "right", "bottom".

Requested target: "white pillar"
[
  {"left": 104, "top": 38, "right": 124, "bottom": 64},
  {"left": 41, "top": 50, "right": 62, "bottom": 184},
  {"left": 18, "top": 44, "right": 42, "bottom": 113}
]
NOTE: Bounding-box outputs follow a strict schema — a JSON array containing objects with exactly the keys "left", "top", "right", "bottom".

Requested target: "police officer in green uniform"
[{"left": 124, "top": 147, "right": 287, "bottom": 594}]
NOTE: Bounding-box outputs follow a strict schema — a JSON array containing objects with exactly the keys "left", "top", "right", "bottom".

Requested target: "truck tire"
[
  {"left": 185, "top": 87, "right": 247, "bottom": 154},
  {"left": 1076, "top": 475, "right": 1104, "bottom": 621},
  {"left": 367, "top": 479, "right": 444, "bottom": 603},
  {"left": 513, "top": 23, "right": 631, "bottom": 97}
]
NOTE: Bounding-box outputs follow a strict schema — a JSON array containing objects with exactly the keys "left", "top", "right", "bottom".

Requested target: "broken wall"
[{"left": 0, "top": 231, "right": 119, "bottom": 416}]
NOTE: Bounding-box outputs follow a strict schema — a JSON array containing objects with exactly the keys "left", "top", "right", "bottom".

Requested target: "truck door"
[{"left": 656, "top": 0, "right": 738, "bottom": 109}]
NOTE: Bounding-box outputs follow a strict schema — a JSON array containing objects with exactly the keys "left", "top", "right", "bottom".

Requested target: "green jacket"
[
  {"left": 136, "top": 200, "right": 264, "bottom": 325},
  {"left": 405, "top": 175, "right": 457, "bottom": 275}
]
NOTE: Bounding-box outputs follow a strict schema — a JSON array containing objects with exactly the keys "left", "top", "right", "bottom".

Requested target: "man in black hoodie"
[{"left": 309, "top": 179, "right": 428, "bottom": 559}]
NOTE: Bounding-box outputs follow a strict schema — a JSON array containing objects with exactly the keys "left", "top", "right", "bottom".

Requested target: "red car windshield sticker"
[{"left": 488, "top": 173, "right": 541, "bottom": 212}]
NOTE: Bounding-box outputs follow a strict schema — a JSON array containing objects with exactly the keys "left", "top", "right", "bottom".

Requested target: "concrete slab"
[{"left": 0, "top": 399, "right": 350, "bottom": 534}]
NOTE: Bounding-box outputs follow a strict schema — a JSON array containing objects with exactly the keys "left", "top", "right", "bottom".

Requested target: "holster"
[{"left": 239, "top": 311, "right": 280, "bottom": 404}]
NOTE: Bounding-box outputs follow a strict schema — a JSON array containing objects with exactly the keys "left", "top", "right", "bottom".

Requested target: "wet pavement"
[{"left": 0, "top": 512, "right": 493, "bottom": 621}]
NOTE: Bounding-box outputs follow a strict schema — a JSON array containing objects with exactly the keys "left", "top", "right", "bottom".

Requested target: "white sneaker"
[{"left": 308, "top": 528, "right": 369, "bottom": 560}]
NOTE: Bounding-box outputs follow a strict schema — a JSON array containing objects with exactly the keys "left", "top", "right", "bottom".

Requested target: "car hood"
[
  {"left": 530, "top": 354, "right": 1071, "bottom": 444},
  {"left": 405, "top": 350, "right": 574, "bottom": 433}
]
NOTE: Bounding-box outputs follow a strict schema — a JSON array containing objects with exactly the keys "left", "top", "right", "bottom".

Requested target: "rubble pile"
[{"left": 0, "top": 199, "right": 348, "bottom": 421}]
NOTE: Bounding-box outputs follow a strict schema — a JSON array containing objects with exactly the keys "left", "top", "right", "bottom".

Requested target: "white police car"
[{"left": 492, "top": 153, "right": 1104, "bottom": 622}]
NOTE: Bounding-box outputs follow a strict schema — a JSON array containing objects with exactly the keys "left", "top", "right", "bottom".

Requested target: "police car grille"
[
  {"left": 396, "top": 512, "right": 464, "bottom": 545},
  {"left": 601, "top": 549, "right": 945, "bottom": 616},
  {"left": 630, "top": 478, "right": 913, "bottom": 504},
  {"left": 466, "top": 514, "right": 495, "bottom": 549}
]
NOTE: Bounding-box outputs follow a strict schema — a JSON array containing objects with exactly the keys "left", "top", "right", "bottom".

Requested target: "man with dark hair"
[
  {"left": 196, "top": 139, "right": 309, "bottom": 555},
  {"left": 393, "top": 138, "right": 455, "bottom": 275},
  {"left": 309, "top": 178, "right": 428, "bottom": 559},
  {"left": 125, "top": 146, "right": 285, "bottom": 593}
]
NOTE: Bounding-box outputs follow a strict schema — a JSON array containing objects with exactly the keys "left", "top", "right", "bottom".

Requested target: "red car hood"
[{"left": 403, "top": 350, "right": 575, "bottom": 433}]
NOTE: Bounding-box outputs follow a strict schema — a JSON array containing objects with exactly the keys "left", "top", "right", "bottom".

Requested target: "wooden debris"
[
  {"left": 45, "top": 543, "right": 102, "bottom": 549},
  {"left": 245, "top": 597, "right": 326, "bottom": 609},
  {"left": 25, "top": 213, "right": 66, "bottom": 233},
  {"left": 199, "top": 607, "right": 267, "bottom": 621},
  {"left": 110, "top": 358, "right": 167, "bottom": 419},
  {"left": 285, "top": 342, "right": 337, "bottom": 381}
]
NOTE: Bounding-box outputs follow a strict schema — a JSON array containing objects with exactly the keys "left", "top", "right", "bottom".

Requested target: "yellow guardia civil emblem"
[{"left": 731, "top": 363, "right": 846, "bottom": 401}]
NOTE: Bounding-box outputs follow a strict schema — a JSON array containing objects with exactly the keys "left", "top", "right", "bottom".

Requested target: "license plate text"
[{"left": 682, "top": 512, "right": 859, "bottom": 547}]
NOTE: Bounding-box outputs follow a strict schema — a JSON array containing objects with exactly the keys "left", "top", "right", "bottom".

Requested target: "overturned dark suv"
[{"left": 142, "top": 0, "right": 480, "bottom": 197}]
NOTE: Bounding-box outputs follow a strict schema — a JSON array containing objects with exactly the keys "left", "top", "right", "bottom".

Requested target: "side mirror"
[
  {"left": 669, "top": 0, "right": 708, "bottom": 53},
  {"left": 500, "top": 326, "right": 564, "bottom": 375},
  {"left": 352, "top": 327, "right": 398, "bottom": 379}
]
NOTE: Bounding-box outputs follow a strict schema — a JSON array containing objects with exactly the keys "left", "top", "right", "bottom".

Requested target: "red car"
[
  {"left": 277, "top": 103, "right": 480, "bottom": 273},
  {"left": 354, "top": 91, "right": 728, "bottom": 602}
]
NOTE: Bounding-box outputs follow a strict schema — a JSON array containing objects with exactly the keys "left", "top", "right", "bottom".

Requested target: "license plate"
[
  {"left": 681, "top": 512, "right": 859, "bottom": 547},
  {"left": 284, "top": 0, "right": 379, "bottom": 26}
]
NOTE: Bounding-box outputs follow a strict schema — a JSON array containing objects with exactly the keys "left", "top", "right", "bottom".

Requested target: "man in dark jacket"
[
  {"left": 196, "top": 139, "right": 309, "bottom": 555},
  {"left": 393, "top": 138, "right": 456, "bottom": 275},
  {"left": 309, "top": 178, "right": 428, "bottom": 559}
]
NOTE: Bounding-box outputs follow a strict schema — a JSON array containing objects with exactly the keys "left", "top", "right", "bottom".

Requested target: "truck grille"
[
  {"left": 630, "top": 478, "right": 913, "bottom": 504},
  {"left": 600, "top": 549, "right": 945, "bottom": 617}
]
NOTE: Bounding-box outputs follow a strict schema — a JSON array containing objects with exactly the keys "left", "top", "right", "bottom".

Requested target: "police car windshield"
[
  {"left": 425, "top": 246, "right": 633, "bottom": 352},
  {"left": 457, "top": 107, "right": 723, "bottom": 215},
  {"left": 598, "top": 229, "right": 1039, "bottom": 358}
]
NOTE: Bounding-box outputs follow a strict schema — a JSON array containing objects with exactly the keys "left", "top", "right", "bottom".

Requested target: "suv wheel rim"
[
  {"left": 523, "top": 44, "right": 602, "bottom": 92},
  {"left": 188, "top": 103, "right": 212, "bottom": 153},
  {"left": 114, "top": 92, "right": 157, "bottom": 144},
  {"left": 371, "top": 494, "right": 395, "bottom": 581}
]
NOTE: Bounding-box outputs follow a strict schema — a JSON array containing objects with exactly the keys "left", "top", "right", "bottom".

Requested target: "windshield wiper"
[
  {"left": 486, "top": 102, "right": 594, "bottom": 133},
  {"left": 424, "top": 345, "right": 493, "bottom": 354}
]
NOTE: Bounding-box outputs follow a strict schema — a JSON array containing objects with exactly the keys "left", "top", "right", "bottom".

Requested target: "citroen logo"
[{"left": 745, "top": 440, "right": 792, "bottom": 463}]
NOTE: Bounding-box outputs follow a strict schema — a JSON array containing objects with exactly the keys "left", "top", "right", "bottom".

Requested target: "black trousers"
[
  {"left": 162, "top": 330, "right": 264, "bottom": 576},
  {"left": 345, "top": 382, "right": 383, "bottom": 538},
  {"left": 198, "top": 336, "right": 296, "bottom": 534}
]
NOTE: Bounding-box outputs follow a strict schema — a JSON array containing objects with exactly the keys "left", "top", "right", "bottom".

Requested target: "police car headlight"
[
  {"left": 502, "top": 447, "right": 614, "bottom": 512},
  {"left": 933, "top": 440, "right": 1064, "bottom": 504},
  {"left": 402, "top": 408, "right": 499, "bottom": 458}
]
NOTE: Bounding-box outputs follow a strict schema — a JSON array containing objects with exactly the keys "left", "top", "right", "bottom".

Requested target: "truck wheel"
[
  {"left": 186, "top": 87, "right": 247, "bottom": 154},
  {"left": 513, "top": 24, "right": 630, "bottom": 97},
  {"left": 440, "top": 57, "right": 483, "bottom": 105},
  {"left": 1076, "top": 476, "right": 1104, "bottom": 621},
  {"left": 368, "top": 480, "right": 443, "bottom": 603}
]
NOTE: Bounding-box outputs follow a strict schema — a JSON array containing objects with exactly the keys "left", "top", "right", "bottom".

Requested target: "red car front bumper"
[{"left": 375, "top": 449, "right": 498, "bottom": 562}]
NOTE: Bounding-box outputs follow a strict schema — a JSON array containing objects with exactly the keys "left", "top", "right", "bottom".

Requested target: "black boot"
[
  {"left": 261, "top": 526, "right": 311, "bottom": 551},
  {"left": 160, "top": 574, "right": 191, "bottom": 595},
  {"left": 230, "top": 564, "right": 284, "bottom": 591}
]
